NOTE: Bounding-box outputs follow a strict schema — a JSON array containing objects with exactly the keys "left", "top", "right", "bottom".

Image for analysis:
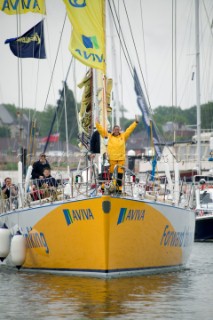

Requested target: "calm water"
[{"left": 0, "top": 243, "right": 212, "bottom": 320}]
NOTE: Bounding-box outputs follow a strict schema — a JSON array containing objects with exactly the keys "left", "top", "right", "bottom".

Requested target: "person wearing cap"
[{"left": 31, "top": 153, "right": 51, "bottom": 180}]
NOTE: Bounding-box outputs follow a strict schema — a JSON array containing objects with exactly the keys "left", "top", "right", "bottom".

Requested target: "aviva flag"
[
  {"left": 5, "top": 20, "right": 46, "bottom": 59},
  {"left": 0, "top": 0, "right": 46, "bottom": 15},
  {"left": 63, "top": 0, "right": 106, "bottom": 73}
]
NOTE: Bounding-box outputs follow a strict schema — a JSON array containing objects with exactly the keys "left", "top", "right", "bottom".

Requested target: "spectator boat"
[{"left": 193, "top": 175, "right": 213, "bottom": 242}]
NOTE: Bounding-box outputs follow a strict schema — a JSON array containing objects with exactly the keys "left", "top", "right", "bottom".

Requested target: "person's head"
[
  {"left": 43, "top": 168, "right": 51, "bottom": 177},
  {"left": 4, "top": 177, "right": 12, "bottom": 186},
  {"left": 39, "top": 153, "right": 47, "bottom": 164},
  {"left": 112, "top": 125, "right": 121, "bottom": 136}
]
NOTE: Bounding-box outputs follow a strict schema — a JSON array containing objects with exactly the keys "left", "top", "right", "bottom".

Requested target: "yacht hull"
[
  {"left": 195, "top": 214, "right": 213, "bottom": 242},
  {"left": 0, "top": 195, "right": 195, "bottom": 278}
]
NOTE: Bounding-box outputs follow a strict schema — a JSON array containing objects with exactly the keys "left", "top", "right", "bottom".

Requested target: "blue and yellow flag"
[
  {"left": 63, "top": 0, "right": 106, "bottom": 73},
  {"left": 0, "top": 0, "right": 46, "bottom": 15},
  {"left": 5, "top": 20, "right": 46, "bottom": 59}
]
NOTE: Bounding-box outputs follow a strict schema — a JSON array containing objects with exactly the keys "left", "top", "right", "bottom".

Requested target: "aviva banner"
[
  {"left": 0, "top": 0, "right": 46, "bottom": 15},
  {"left": 63, "top": 0, "right": 106, "bottom": 73}
]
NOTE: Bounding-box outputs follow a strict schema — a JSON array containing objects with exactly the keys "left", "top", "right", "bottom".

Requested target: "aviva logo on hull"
[
  {"left": 117, "top": 208, "right": 146, "bottom": 225},
  {"left": 63, "top": 208, "right": 94, "bottom": 225}
]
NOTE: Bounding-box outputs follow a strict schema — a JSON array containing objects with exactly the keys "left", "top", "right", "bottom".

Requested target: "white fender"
[
  {"left": 10, "top": 231, "right": 26, "bottom": 269},
  {"left": 64, "top": 183, "right": 71, "bottom": 196},
  {"left": 0, "top": 224, "right": 11, "bottom": 262}
]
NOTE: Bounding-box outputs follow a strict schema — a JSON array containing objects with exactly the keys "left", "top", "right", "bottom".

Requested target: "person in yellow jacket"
[{"left": 95, "top": 116, "right": 139, "bottom": 190}]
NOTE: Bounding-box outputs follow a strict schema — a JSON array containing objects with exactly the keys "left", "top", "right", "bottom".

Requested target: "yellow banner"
[
  {"left": 63, "top": 0, "right": 106, "bottom": 73},
  {"left": 0, "top": 0, "right": 46, "bottom": 15}
]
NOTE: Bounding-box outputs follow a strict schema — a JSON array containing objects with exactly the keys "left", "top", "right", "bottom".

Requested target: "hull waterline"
[{"left": 0, "top": 195, "right": 195, "bottom": 278}]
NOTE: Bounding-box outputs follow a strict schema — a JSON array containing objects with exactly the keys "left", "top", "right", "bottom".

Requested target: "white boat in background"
[
  {"left": 193, "top": 175, "right": 213, "bottom": 242},
  {"left": 139, "top": 130, "right": 213, "bottom": 180},
  {"left": 0, "top": 1, "right": 195, "bottom": 277}
]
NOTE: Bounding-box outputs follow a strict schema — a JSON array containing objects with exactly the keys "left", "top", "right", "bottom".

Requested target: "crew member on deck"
[
  {"left": 38, "top": 168, "right": 58, "bottom": 189},
  {"left": 1, "top": 177, "right": 18, "bottom": 199},
  {"left": 1, "top": 177, "right": 18, "bottom": 209},
  {"left": 31, "top": 153, "right": 51, "bottom": 181}
]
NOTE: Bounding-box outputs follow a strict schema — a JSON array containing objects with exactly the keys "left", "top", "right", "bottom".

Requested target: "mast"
[
  {"left": 109, "top": 6, "right": 120, "bottom": 127},
  {"left": 195, "top": 0, "right": 201, "bottom": 174}
]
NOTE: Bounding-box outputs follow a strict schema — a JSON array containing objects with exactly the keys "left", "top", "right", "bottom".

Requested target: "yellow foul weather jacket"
[{"left": 95, "top": 121, "right": 138, "bottom": 161}]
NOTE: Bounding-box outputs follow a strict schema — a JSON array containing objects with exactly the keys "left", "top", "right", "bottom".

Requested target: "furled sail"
[
  {"left": 77, "top": 69, "right": 113, "bottom": 151},
  {"left": 78, "top": 69, "right": 93, "bottom": 150}
]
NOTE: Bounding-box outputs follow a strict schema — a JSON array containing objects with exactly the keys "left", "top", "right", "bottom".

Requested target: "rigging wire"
[
  {"left": 122, "top": 0, "right": 152, "bottom": 109},
  {"left": 200, "top": 0, "right": 213, "bottom": 108},
  {"left": 139, "top": 0, "right": 149, "bottom": 96},
  {"left": 118, "top": 0, "right": 124, "bottom": 119},
  {"left": 202, "top": 0, "right": 213, "bottom": 40},
  {"left": 110, "top": 0, "right": 179, "bottom": 160},
  {"left": 108, "top": 0, "right": 134, "bottom": 77},
  {"left": 41, "top": 13, "right": 67, "bottom": 117},
  {"left": 43, "top": 57, "right": 73, "bottom": 153},
  {"left": 109, "top": 0, "right": 153, "bottom": 113}
]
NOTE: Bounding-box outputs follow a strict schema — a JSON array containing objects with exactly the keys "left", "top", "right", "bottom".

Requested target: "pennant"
[
  {"left": 5, "top": 20, "right": 46, "bottom": 59},
  {"left": 41, "top": 133, "right": 60, "bottom": 143},
  {"left": 0, "top": 0, "right": 46, "bottom": 15},
  {"left": 63, "top": 0, "right": 106, "bottom": 73},
  {"left": 133, "top": 68, "right": 162, "bottom": 158}
]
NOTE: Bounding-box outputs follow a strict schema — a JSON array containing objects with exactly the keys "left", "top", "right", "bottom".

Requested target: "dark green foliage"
[
  {"left": 0, "top": 126, "right": 10, "bottom": 138},
  {"left": 1, "top": 94, "right": 212, "bottom": 143},
  {"left": 56, "top": 81, "right": 79, "bottom": 144},
  {"left": 153, "top": 103, "right": 213, "bottom": 131}
]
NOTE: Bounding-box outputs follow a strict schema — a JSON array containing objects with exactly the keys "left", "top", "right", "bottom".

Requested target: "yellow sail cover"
[
  {"left": 63, "top": 0, "right": 106, "bottom": 73},
  {"left": 0, "top": 0, "right": 46, "bottom": 14}
]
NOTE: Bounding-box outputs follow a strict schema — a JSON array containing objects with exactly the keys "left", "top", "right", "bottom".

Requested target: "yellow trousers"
[{"left": 109, "top": 160, "right": 125, "bottom": 174}]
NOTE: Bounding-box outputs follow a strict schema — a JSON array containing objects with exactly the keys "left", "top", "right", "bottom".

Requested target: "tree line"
[{"left": 1, "top": 82, "right": 213, "bottom": 144}]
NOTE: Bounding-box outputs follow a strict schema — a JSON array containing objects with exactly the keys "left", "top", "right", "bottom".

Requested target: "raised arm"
[{"left": 95, "top": 121, "right": 108, "bottom": 138}]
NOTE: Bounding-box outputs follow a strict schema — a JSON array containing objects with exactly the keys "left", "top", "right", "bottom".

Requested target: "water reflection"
[
  {"left": 1, "top": 244, "right": 213, "bottom": 320},
  {"left": 0, "top": 267, "right": 180, "bottom": 319}
]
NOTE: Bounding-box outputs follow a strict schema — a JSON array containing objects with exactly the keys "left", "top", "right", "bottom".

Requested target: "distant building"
[
  {"left": 162, "top": 121, "right": 195, "bottom": 139},
  {"left": 126, "top": 130, "right": 150, "bottom": 155},
  {"left": 0, "top": 104, "right": 29, "bottom": 139}
]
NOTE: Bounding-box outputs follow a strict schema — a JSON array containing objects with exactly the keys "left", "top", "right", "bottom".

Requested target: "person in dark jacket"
[
  {"left": 31, "top": 168, "right": 58, "bottom": 201},
  {"left": 31, "top": 153, "right": 51, "bottom": 180},
  {"left": 90, "top": 130, "right": 100, "bottom": 154},
  {"left": 89, "top": 129, "right": 101, "bottom": 162},
  {"left": 38, "top": 168, "right": 58, "bottom": 188}
]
